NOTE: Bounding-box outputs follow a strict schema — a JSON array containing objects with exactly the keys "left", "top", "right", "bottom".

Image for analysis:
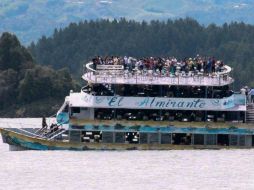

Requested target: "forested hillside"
[
  {"left": 29, "top": 18, "right": 254, "bottom": 89},
  {"left": 0, "top": 32, "right": 78, "bottom": 117},
  {"left": 1, "top": 0, "right": 254, "bottom": 44}
]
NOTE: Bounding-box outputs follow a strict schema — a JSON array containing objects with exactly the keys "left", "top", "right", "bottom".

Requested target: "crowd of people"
[{"left": 92, "top": 55, "right": 225, "bottom": 76}]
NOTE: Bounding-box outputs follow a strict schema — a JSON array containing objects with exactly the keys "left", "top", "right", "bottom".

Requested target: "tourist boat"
[{"left": 1, "top": 57, "right": 254, "bottom": 150}]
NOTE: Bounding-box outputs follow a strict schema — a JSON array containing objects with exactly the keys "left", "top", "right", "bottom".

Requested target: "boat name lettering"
[
  {"left": 78, "top": 94, "right": 246, "bottom": 110},
  {"left": 108, "top": 97, "right": 124, "bottom": 106},
  {"left": 82, "top": 94, "right": 92, "bottom": 103},
  {"left": 139, "top": 97, "right": 205, "bottom": 109}
]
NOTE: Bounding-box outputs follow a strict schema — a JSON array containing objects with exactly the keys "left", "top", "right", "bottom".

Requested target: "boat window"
[
  {"left": 69, "top": 131, "right": 81, "bottom": 143},
  {"left": 102, "top": 132, "right": 114, "bottom": 143},
  {"left": 217, "top": 134, "right": 229, "bottom": 146},
  {"left": 148, "top": 133, "right": 159, "bottom": 144},
  {"left": 172, "top": 133, "right": 191, "bottom": 145},
  {"left": 72, "top": 107, "right": 80, "bottom": 113},
  {"left": 82, "top": 131, "right": 101, "bottom": 143},
  {"left": 193, "top": 134, "right": 204, "bottom": 145},
  {"left": 125, "top": 132, "right": 139, "bottom": 144},
  {"left": 140, "top": 133, "right": 148, "bottom": 144},
  {"left": 206, "top": 134, "right": 217, "bottom": 145},
  {"left": 161, "top": 133, "right": 172, "bottom": 144},
  {"left": 239, "top": 135, "right": 245, "bottom": 146},
  {"left": 229, "top": 135, "right": 238, "bottom": 146},
  {"left": 115, "top": 132, "right": 125, "bottom": 143}
]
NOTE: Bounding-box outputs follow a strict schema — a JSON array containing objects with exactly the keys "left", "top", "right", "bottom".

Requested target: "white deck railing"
[{"left": 83, "top": 62, "right": 233, "bottom": 86}]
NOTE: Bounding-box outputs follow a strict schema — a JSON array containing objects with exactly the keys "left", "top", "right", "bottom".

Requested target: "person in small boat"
[
  {"left": 50, "top": 123, "right": 59, "bottom": 133},
  {"left": 42, "top": 117, "right": 48, "bottom": 129}
]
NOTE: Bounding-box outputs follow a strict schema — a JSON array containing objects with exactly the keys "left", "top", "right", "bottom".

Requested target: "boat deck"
[{"left": 83, "top": 62, "right": 234, "bottom": 86}]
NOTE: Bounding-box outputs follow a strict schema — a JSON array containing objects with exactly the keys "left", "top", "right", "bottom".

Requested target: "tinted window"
[{"left": 72, "top": 107, "right": 80, "bottom": 113}]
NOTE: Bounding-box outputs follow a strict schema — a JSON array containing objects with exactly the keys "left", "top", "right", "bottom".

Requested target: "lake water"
[{"left": 0, "top": 118, "right": 254, "bottom": 190}]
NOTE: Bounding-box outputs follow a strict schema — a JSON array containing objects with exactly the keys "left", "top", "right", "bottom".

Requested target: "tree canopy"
[{"left": 0, "top": 32, "right": 78, "bottom": 116}]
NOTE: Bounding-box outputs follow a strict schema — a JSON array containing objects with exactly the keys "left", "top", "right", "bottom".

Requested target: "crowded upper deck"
[{"left": 83, "top": 55, "right": 233, "bottom": 86}]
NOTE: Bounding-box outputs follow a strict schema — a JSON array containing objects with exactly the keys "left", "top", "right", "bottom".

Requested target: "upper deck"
[{"left": 82, "top": 61, "right": 234, "bottom": 87}]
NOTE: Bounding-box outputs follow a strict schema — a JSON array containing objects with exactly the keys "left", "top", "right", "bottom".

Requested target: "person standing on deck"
[
  {"left": 42, "top": 116, "right": 48, "bottom": 129},
  {"left": 240, "top": 87, "right": 246, "bottom": 95},
  {"left": 248, "top": 88, "right": 254, "bottom": 103}
]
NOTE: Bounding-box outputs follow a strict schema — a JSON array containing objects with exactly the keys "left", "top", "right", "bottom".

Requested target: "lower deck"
[
  {"left": 68, "top": 120, "right": 254, "bottom": 148},
  {"left": 68, "top": 130, "right": 254, "bottom": 147}
]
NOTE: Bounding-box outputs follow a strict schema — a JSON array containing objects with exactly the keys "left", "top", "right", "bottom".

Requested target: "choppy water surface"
[{"left": 0, "top": 119, "right": 254, "bottom": 190}]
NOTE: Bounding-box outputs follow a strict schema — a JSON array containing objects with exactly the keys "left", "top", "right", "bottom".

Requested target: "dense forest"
[
  {"left": 0, "top": 32, "right": 79, "bottom": 117},
  {"left": 29, "top": 18, "right": 254, "bottom": 89}
]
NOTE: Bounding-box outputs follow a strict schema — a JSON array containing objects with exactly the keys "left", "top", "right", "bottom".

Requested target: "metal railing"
[
  {"left": 0, "top": 119, "right": 67, "bottom": 141},
  {"left": 83, "top": 62, "right": 234, "bottom": 86},
  {"left": 48, "top": 129, "right": 66, "bottom": 140}
]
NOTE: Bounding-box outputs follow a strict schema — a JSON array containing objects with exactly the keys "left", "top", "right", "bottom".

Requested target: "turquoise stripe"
[{"left": 69, "top": 124, "right": 253, "bottom": 134}]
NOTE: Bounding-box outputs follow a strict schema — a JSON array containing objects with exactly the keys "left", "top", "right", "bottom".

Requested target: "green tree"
[
  {"left": 0, "top": 32, "right": 33, "bottom": 71},
  {"left": 0, "top": 32, "right": 78, "bottom": 116}
]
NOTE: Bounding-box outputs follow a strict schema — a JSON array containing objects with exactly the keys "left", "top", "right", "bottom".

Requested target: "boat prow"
[{"left": 0, "top": 127, "right": 71, "bottom": 151}]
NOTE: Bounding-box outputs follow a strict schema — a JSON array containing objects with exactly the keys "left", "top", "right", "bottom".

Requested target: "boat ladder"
[{"left": 246, "top": 103, "right": 254, "bottom": 123}]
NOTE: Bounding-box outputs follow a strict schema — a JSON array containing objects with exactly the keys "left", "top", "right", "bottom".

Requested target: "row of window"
[{"left": 69, "top": 131, "right": 253, "bottom": 147}]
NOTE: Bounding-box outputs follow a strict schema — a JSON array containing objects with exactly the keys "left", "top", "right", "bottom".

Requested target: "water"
[{"left": 0, "top": 119, "right": 254, "bottom": 190}]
